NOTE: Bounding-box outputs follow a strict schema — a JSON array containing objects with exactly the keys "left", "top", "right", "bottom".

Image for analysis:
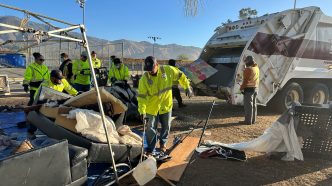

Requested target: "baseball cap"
[
  {"left": 50, "top": 70, "right": 64, "bottom": 80},
  {"left": 144, "top": 56, "right": 156, "bottom": 71},
  {"left": 81, "top": 51, "right": 88, "bottom": 57},
  {"left": 113, "top": 58, "right": 122, "bottom": 65}
]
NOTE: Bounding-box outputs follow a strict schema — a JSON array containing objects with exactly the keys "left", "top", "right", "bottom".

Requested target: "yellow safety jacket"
[
  {"left": 72, "top": 59, "right": 91, "bottom": 85},
  {"left": 92, "top": 58, "right": 101, "bottom": 68},
  {"left": 137, "top": 65, "right": 190, "bottom": 116},
  {"left": 23, "top": 62, "right": 50, "bottom": 90},
  {"left": 35, "top": 78, "right": 78, "bottom": 98},
  {"left": 108, "top": 63, "right": 130, "bottom": 81}
]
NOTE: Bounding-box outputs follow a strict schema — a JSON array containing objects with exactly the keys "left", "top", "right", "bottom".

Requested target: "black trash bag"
[{"left": 104, "top": 81, "right": 140, "bottom": 122}]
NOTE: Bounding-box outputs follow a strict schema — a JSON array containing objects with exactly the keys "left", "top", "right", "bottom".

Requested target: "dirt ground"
[
  {"left": 169, "top": 97, "right": 332, "bottom": 186},
  {"left": 2, "top": 95, "right": 332, "bottom": 185}
]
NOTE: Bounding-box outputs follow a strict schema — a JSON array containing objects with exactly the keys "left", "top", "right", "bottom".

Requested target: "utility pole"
[
  {"left": 148, "top": 36, "right": 161, "bottom": 57},
  {"left": 293, "top": 0, "right": 297, "bottom": 9},
  {"left": 77, "top": 0, "right": 86, "bottom": 25}
]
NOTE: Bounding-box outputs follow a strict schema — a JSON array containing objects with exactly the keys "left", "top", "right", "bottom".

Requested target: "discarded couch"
[
  {"left": 27, "top": 111, "right": 141, "bottom": 163},
  {"left": 0, "top": 139, "right": 88, "bottom": 186},
  {"left": 28, "top": 87, "right": 142, "bottom": 163}
]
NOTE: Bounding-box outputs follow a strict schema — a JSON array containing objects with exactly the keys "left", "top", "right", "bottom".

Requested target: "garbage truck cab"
[{"left": 195, "top": 6, "right": 332, "bottom": 111}]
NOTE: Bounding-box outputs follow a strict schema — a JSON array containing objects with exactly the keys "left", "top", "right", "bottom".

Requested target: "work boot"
[
  {"left": 178, "top": 103, "right": 187, "bottom": 108},
  {"left": 145, "top": 152, "right": 153, "bottom": 157},
  {"left": 160, "top": 145, "right": 167, "bottom": 153}
]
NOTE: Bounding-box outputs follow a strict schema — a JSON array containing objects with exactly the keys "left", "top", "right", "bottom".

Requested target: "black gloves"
[
  {"left": 23, "top": 84, "right": 29, "bottom": 93},
  {"left": 110, "top": 77, "right": 117, "bottom": 83}
]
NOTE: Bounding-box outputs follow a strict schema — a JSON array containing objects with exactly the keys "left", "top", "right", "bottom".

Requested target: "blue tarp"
[{"left": 0, "top": 53, "right": 26, "bottom": 68}]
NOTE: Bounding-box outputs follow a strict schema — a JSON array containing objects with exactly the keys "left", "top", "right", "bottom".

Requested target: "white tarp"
[
  {"left": 67, "top": 109, "right": 141, "bottom": 145},
  {"left": 197, "top": 106, "right": 304, "bottom": 161}
]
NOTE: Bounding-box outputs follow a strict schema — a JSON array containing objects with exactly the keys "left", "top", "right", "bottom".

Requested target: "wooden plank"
[{"left": 157, "top": 136, "right": 199, "bottom": 182}]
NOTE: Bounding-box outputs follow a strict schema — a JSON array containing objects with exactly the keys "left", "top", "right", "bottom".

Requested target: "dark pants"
[
  {"left": 244, "top": 88, "right": 257, "bottom": 124},
  {"left": 172, "top": 86, "right": 183, "bottom": 106},
  {"left": 145, "top": 112, "right": 172, "bottom": 153},
  {"left": 28, "top": 90, "right": 36, "bottom": 106},
  {"left": 73, "top": 83, "right": 91, "bottom": 92}
]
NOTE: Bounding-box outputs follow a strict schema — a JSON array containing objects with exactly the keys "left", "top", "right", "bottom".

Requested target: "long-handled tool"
[
  {"left": 166, "top": 120, "right": 203, "bottom": 155},
  {"left": 198, "top": 100, "right": 216, "bottom": 147},
  {"left": 140, "top": 118, "right": 148, "bottom": 162}
]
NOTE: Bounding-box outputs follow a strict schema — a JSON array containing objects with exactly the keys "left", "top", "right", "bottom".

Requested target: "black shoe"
[{"left": 238, "top": 121, "right": 252, "bottom": 125}]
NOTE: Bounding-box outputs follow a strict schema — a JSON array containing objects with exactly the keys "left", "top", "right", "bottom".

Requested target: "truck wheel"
[
  {"left": 275, "top": 82, "right": 304, "bottom": 112},
  {"left": 305, "top": 83, "right": 329, "bottom": 104}
]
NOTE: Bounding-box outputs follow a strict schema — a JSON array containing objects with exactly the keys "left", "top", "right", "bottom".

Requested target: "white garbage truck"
[{"left": 194, "top": 6, "right": 332, "bottom": 111}]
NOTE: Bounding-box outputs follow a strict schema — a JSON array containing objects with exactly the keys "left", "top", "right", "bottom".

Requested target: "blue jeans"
[
  {"left": 73, "top": 83, "right": 91, "bottom": 92},
  {"left": 145, "top": 112, "right": 172, "bottom": 153}
]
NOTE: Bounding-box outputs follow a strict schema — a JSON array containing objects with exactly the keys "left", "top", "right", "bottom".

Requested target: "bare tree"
[
  {"left": 184, "top": 0, "right": 205, "bottom": 16},
  {"left": 239, "top": 8, "right": 258, "bottom": 19}
]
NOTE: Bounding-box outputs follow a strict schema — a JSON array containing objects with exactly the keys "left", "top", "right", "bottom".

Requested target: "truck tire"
[
  {"left": 275, "top": 82, "right": 304, "bottom": 112},
  {"left": 305, "top": 83, "right": 329, "bottom": 104}
]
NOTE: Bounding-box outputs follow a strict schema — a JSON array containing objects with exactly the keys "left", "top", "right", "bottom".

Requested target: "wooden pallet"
[{"left": 157, "top": 136, "right": 199, "bottom": 182}]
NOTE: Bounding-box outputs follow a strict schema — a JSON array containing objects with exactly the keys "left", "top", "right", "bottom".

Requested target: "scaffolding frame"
[{"left": 0, "top": 3, "right": 120, "bottom": 183}]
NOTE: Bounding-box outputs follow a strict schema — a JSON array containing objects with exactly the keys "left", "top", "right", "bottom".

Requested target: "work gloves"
[
  {"left": 185, "top": 87, "right": 193, "bottom": 98},
  {"left": 23, "top": 84, "right": 29, "bottom": 93},
  {"left": 110, "top": 77, "right": 117, "bottom": 83}
]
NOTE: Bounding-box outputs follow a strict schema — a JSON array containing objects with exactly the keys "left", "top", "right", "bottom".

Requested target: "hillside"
[{"left": 0, "top": 16, "right": 201, "bottom": 60}]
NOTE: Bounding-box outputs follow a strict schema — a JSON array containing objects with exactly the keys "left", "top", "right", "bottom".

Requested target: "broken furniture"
[
  {"left": 0, "top": 74, "right": 10, "bottom": 95},
  {"left": 295, "top": 104, "right": 332, "bottom": 159},
  {"left": 157, "top": 137, "right": 199, "bottom": 182},
  {"left": 27, "top": 111, "right": 141, "bottom": 163},
  {"left": 0, "top": 140, "right": 88, "bottom": 186}
]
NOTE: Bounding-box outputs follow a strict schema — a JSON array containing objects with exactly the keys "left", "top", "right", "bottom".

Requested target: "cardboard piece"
[
  {"left": 157, "top": 137, "right": 199, "bottom": 182},
  {"left": 54, "top": 106, "right": 77, "bottom": 133},
  {"left": 63, "top": 87, "right": 127, "bottom": 115},
  {"left": 39, "top": 105, "right": 59, "bottom": 119},
  {"left": 179, "top": 59, "right": 218, "bottom": 84}
]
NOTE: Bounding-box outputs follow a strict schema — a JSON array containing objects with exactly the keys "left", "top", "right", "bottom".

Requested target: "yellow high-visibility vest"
[
  {"left": 35, "top": 78, "right": 78, "bottom": 98},
  {"left": 108, "top": 63, "right": 130, "bottom": 81},
  {"left": 72, "top": 59, "right": 91, "bottom": 85},
  {"left": 137, "top": 65, "right": 190, "bottom": 116},
  {"left": 23, "top": 62, "right": 50, "bottom": 90},
  {"left": 92, "top": 58, "right": 101, "bottom": 68}
]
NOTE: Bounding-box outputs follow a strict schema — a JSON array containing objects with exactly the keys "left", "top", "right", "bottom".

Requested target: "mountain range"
[{"left": 0, "top": 16, "right": 202, "bottom": 60}]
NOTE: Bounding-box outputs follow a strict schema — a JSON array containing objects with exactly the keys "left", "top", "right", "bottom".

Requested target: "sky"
[{"left": 0, "top": 0, "right": 332, "bottom": 48}]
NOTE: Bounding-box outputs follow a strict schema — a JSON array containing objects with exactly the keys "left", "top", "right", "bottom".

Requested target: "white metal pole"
[
  {"left": 293, "top": 0, "right": 297, "bottom": 9},
  {"left": 80, "top": 25, "right": 119, "bottom": 184}
]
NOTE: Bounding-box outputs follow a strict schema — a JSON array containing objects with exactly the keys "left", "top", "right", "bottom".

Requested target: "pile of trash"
[{"left": 35, "top": 86, "right": 142, "bottom": 146}]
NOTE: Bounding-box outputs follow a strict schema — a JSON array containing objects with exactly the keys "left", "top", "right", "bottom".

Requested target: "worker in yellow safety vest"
[
  {"left": 108, "top": 58, "right": 130, "bottom": 83},
  {"left": 91, "top": 51, "right": 101, "bottom": 69},
  {"left": 23, "top": 52, "right": 50, "bottom": 106},
  {"left": 35, "top": 70, "right": 78, "bottom": 99},
  {"left": 239, "top": 55, "right": 260, "bottom": 125},
  {"left": 137, "top": 56, "right": 193, "bottom": 156},
  {"left": 72, "top": 51, "right": 91, "bottom": 92}
]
